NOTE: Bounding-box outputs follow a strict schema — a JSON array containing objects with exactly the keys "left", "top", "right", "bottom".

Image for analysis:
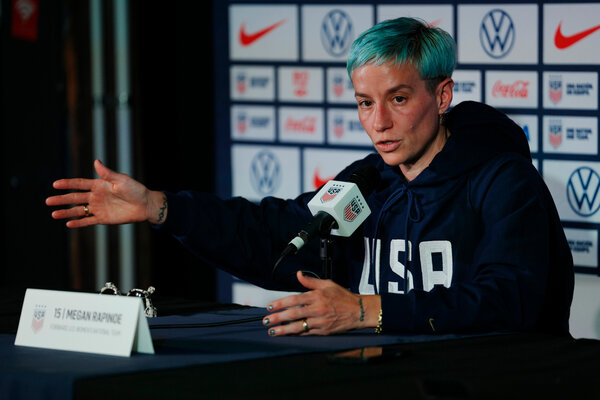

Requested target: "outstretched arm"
[{"left": 46, "top": 159, "right": 167, "bottom": 228}]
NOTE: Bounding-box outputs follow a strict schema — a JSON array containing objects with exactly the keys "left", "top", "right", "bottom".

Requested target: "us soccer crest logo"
[
  {"left": 549, "top": 76, "right": 563, "bottom": 104},
  {"left": 236, "top": 73, "right": 247, "bottom": 94},
  {"left": 31, "top": 304, "right": 46, "bottom": 333},
  {"left": 333, "top": 75, "right": 344, "bottom": 97},
  {"left": 237, "top": 112, "right": 247, "bottom": 134},
  {"left": 344, "top": 197, "right": 362, "bottom": 222},
  {"left": 321, "top": 186, "right": 342, "bottom": 202},
  {"left": 549, "top": 120, "right": 562, "bottom": 148}
]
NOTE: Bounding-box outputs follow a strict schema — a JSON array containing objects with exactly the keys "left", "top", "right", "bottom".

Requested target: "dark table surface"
[{"left": 2, "top": 287, "right": 600, "bottom": 400}]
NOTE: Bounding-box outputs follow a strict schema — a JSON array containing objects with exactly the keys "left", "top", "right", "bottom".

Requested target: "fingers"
[
  {"left": 265, "top": 317, "right": 327, "bottom": 336},
  {"left": 296, "top": 270, "right": 330, "bottom": 290},
  {"left": 94, "top": 159, "right": 117, "bottom": 181},
  {"left": 46, "top": 192, "right": 90, "bottom": 207},
  {"left": 50, "top": 204, "right": 90, "bottom": 220},
  {"left": 65, "top": 215, "right": 99, "bottom": 228},
  {"left": 51, "top": 178, "right": 95, "bottom": 191}
]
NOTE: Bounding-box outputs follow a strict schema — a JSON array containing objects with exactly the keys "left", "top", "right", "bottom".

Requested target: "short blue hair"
[{"left": 347, "top": 17, "right": 456, "bottom": 93}]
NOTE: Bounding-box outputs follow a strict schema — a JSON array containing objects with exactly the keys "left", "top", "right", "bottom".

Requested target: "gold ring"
[
  {"left": 83, "top": 205, "right": 90, "bottom": 217},
  {"left": 302, "top": 319, "right": 309, "bottom": 333}
]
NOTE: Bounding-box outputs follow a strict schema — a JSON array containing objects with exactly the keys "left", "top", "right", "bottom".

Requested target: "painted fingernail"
[
  {"left": 263, "top": 318, "right": 270, "bottom": 325},
  {"left": 267, "top": 305, "right": 274, "bottom": 311},
  {"left": 269, "top": 329, "right": 276, "bottom": 336}
]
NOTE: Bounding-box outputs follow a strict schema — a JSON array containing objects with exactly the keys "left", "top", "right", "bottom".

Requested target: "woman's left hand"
[{"left": 263, "top": 271, "right": 380, "bottom": 336}]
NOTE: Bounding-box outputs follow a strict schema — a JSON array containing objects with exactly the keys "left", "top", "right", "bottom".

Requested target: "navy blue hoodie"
[{"left": 161, "top": 101, "right": 574, "bottom": 335}]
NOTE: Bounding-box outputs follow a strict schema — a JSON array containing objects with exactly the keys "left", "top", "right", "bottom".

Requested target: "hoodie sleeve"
[
  {"left": 156, "top": 155, "right": 380, "bottom": 292},
  {"left": 157, "top": 190, "right": 318, "bottom": 291},
  {"left": 379, "top": 154, "right": 573, "bottom": 334}
]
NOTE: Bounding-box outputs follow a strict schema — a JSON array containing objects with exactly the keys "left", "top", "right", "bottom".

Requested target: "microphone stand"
[{"left": 320, "top": 236, "right": 334, "bottom": 280}]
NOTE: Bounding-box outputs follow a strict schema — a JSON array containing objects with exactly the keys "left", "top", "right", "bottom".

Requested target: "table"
[{"left": 1, "top": 290, "right": 599, "bottom": 399}]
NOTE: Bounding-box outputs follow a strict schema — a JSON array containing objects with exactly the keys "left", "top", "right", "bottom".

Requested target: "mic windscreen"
[{"left": 349, "top": 164, "right": 381, "bottom": 197}]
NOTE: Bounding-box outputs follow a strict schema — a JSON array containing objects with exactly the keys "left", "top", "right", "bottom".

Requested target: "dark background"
[{"left": 1, "top": 1, "right": 217, "bottom": 300}]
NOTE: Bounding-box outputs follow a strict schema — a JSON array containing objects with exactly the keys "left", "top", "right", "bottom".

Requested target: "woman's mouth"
[{"left": 376, "top": 140, "right": 401, "bottom": 152}]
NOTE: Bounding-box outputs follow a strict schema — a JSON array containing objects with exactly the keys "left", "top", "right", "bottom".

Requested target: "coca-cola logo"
[
  {"left": 492, "top": 80, "right": 529, "bottom": 98},
  {"left": 285, "top": 116, "right": 316, "bottom": 133}
]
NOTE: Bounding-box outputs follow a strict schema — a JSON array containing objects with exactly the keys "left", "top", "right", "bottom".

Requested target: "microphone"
[{"left": 274, "top": 164, "right": 381, "bottom": 272}]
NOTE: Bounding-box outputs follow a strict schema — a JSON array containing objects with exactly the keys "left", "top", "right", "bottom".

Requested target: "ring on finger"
[
  {"left": 83, "top": 204, "right": 90, "bottom": 217},
  {"left": 302, "top": 319, "right": 309, "bottom": 333}
]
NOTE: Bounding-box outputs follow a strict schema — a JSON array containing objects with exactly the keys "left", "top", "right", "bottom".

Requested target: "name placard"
[{"left": 14, "top": 289, "right": 155, "bottom": 357}]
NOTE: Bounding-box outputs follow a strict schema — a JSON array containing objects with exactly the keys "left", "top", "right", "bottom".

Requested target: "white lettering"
[
  {"left": 420, "top": 241, "right": 453, "bottom": 291},
  {"left": 359, "top": 238, "right": 380, "bottom": 294},
  {"left": 361, "top": 237, "right": 454, "bottom": 293},
  {"left": 388, "top": 239, "right": 414, "bottom": 294}
]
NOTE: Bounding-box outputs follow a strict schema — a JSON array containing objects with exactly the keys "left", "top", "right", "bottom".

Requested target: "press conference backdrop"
[{"left": 211, "top": 1, "right": 600, "bottom": 338}]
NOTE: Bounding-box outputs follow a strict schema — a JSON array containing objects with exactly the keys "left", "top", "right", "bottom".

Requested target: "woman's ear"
[{"left": 437, "top": 78, "right": 454, "bottom": 115}]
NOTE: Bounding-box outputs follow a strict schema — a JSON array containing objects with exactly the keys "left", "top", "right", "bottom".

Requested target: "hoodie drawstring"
[{"left": 371, "top": 185, "right": 422, "bottom": 294}]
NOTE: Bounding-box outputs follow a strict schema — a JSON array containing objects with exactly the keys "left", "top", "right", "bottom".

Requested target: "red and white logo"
[
  {"left": 344, "top": 198, "right": 362, "bottom": 222},
  {"left": 544, "top": 4, "right": 600, "bottom": 65},
  {"left": 491, "top": 80, "right": 529, "bottom": 98},
  {"left": 285, "top": 117, "right": 316, "bottom": 134},
  {"left": 31, "top": 305, "right": 46, "bottom": 333},
  {"left": 554, "top": 21, "right": 600, "bottom": 50},
  {"left": 239, "top": 19, "right": 287, "bottom": 47},
  {"left": 293, "top": 71, "right": 309, "bottom": 97},
  {"left": 229, "top": 5, "right": 298, "bottom": 61},
  {"left": 313, "top": 167, "right": 335, "bottom": 189},
  {"left": 321, "top": 186, "right": 342, "bottom": 203}
]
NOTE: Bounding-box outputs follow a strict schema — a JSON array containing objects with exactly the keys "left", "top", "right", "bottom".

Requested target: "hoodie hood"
[{"left": 425, "top": 101, "right": 532, "bottom": 182}]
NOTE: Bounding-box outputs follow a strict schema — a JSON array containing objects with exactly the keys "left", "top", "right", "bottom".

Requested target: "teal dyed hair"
[{"left": 347, "top": 17, "right": 456, "bottom": 93}]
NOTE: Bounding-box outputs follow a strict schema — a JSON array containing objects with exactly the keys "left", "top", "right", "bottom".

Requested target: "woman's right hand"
[{"left": 46, "top": 159, "right": 167, "bottom": 228}]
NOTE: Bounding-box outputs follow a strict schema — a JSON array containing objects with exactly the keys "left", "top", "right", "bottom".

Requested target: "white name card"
[{"left": 14, "top": 289, "right": 155, "bottom": 357}]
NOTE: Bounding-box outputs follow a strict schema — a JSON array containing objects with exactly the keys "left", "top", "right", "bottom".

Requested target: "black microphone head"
[{"left": 349, "top": 164, "right": 381, "bottom": 197}]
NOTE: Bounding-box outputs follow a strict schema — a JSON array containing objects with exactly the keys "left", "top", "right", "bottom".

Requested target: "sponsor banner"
[
  {"left": 377, "top": 5, "right": 454, "bottom": 37},
  {"left": 543, "top": 116, "right": 598, "bottom": 155},
  {"left": 302, "top": 5, "right": 373, "bottom": 62},
  {"left": 279, "top": 107, "right": 325, "bottom": 144},
  {"left": 278, "top": 67, "right": 324, "bottom": 103},
  {"left": 508, "top": 114, "right": 538, "bottom": 154},
  {"left": 232, "top": 144, "right": 300, "bottom": 201},
  {"left": 303, "top": 148, "right": 374, "bottom": 192},
  {"left": 232, "top": 282, "right": 299, "bottom": 307},
  {"left": 457, "top": 4, "right": 538, "bottom": 64},
  {"left": 327, "top": 108, "right": 371, "bottom": 146},
  {"left": 230, "top": 105, "right": 276, "bottom": 141},
  {"left": 543, "top": 160, "right": 600, "bottom": 223},
  {"left": 544, "top": 4, "right": 600, "bottom": 65},
  {"left": 564, "top": 228, "right": 598, "bottom": 268},
  {"left": 230, "top": 65, "right": 275, "bottom": 101},
  {"left": 327, "top": 67, "right": 355, "bottom": 104},
  {"left": 485, "top": 71, "right": 538, "bottom": 109},
  {"left": 452, "top": 70, "right": 482, "bottom": 105},
  {"left": 543, "top": 72, "right": 598, "bottom": 110},
  {"left": 229, "top": 5, "right": 298, "bottom": 61}
]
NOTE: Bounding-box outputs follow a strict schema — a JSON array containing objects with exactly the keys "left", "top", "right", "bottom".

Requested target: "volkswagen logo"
[
  {"left": 320, "top": 9, "right": 354, "bottom": 57},
  {"left": 250, "top": 150, "right": 281, "bottom": 196},
  {"left": 567, "top": 167, "right": 600, "bottom": 217},
  {"left": 480, "top": 9, "right": 515, "bottom": 59}
]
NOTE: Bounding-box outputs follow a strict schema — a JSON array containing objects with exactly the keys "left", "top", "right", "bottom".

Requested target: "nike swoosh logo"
[
  {"left": 554, "top": 21, "right": 600, "bottom": 49},
  {"left": 239, "top": 19, "right": 286, "bottom": 46},
  {"left": 313, "top": 168, "right": 335, "bottom": 189}
]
